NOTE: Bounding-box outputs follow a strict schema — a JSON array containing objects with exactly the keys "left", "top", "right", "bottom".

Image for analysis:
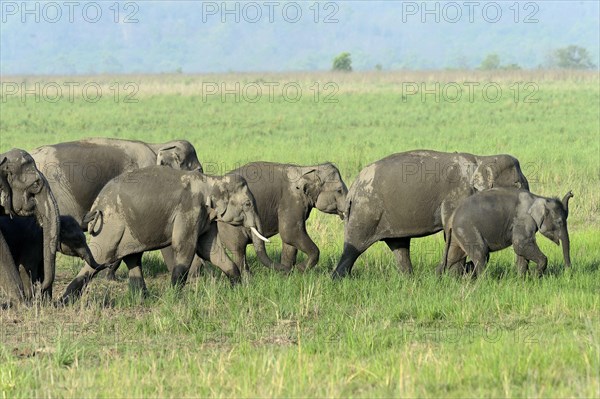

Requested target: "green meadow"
[{"left": 0, "top": 71, "right": 598, "bottom": 397}]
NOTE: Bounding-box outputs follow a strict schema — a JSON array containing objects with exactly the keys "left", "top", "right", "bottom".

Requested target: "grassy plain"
[{"left": 0, "top": 70, "right": 598, "bottom": 397}]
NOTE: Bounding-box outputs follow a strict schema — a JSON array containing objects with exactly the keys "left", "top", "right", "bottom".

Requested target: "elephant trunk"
[
  {"left": 244, "top": 211, "right": 287, "bottom": 271},
  {"left": 561, "top": 227, "right": 571, "bottom": 268},
  {"left": 562, "top": 191, "right": 573, "bottom": 216},
  {"left": 36, "top": 182, "right": 60, "bottom": 294},
  {"left": 0, "top": 171, "right": 14, "bottom": 217}
]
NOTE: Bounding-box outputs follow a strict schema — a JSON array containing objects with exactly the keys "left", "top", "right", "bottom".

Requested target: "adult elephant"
[
  {"left": 0, "top": 149, "right": 60, "bottom": 300},
  {"left": 332, "top": 150, "right": 530, "bottom": 278},
  {"left": 217, "top": 162, "right": 347, "bottom": 272},
  {"left": 32, "top": 137, "right": 202, "bottom": 226},
  {"left": 61, "top": 168, "right": 271, "bottom": 302}
]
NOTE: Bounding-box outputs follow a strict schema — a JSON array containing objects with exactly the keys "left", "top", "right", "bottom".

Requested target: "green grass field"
[{"left": 0, "top": 71, "right": 598, "bottom": 397}]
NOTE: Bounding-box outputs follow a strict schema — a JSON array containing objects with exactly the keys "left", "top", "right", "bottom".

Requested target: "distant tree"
[
  {"left": 478, "top": 53, "right": 501, "bottom": 70},
  {"left": 502, "top": 63, "right": 522, "bottom": 70},
  {"left": 375, "top": 63, "right": 383, "bottom": 71},
  {"left": 332, "top": 52, "right": 352, "bottom": 72},
  {"left": 551, "top": 45, "right": 596, "bottom": 69}
]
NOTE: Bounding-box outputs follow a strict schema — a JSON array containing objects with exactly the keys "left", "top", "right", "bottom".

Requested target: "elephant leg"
[
  {"left": 281, "top": 243, "right": 298, "bottom": 270},
  {"left": 466, "top": 247, "right": 489, "bottom": 279},
  {"left": 196, "top": 224, "right": 241, "bottom": 285},
  {"left": 187, "top": 255, "right": 206, "bottom": 278},
  {"left": 160, "top": 246, "right": 177, "bottom": 273},
  {"left": 332, "top": 242, "right": 366, "bottom": 279},
  {"left": 516, "top": 255, "right": 529, "bottom": 277},
  {"left": 436, "top": 243, "right": 467, "bottom": 276},
  {"left": 513, "top": 240, "right": 547, "bottom": 277},
  {"left": 61, "top": 264, "right": 103, "bottom": 304},
  {"left": 281, "top": 225, "right": 319, "bottom": 272},
  {"left": 18, "top": 265, "right": 33, "bottom": 301},
  {"left": 105, "top": 261, "right": 122, "bottom": 281},
  {"left": 384, "top": 237, "right": 413, "bottom": 274},
  {"left": 123, "top": 253, "right": 148, "bottom": 294}
]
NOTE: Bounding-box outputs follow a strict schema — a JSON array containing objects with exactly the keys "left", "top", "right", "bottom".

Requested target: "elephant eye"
[{"left": 243, "top": 200, "right": 252, "bottom": 209}]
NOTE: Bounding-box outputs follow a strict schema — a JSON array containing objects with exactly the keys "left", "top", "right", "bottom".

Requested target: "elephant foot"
[
  {"left": 105, "top": 270, "right": 118, "bottom": 281},
  {"left": 272, "top": 262, "right": 292, "bottom": 274},
  {"left": 331, "top": 268, "right": 350, "bottom": 280},
  {"left": 228, "top": 275, "right": 242, "bottom": 287}
]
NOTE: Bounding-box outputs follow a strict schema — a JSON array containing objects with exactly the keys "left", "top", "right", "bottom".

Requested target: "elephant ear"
[
  {"left": 471, "top": 162, "right": 495, "bottom": 191},
  {"left": 207, "top": 186, "right": 228, "bottom": 220},
  {"left": 157, "top": 145, "right": 181, "bottom": 168},
  {"left": 528, "top": 199, "right": 548, "bottom": 230},
  {"left": 204, "top": 195, "right": 218, "bottom": 221},
  {"left": 296, "top": 169, "right": 322, "bottom": 197}
]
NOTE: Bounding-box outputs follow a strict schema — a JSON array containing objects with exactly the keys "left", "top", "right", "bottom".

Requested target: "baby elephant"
[
  {"left": 439, "top": 189, "right": 573, "bottom": 277},
  {"left": 0, "top": 215, "right": 104, "bottom": 299},
  {"left": 61, "top": 166, "right": 270, "bottom": 302}
]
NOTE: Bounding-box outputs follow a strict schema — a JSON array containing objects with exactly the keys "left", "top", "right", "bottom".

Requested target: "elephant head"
[
  {"left": 295, "top": 163, "right": 348, "bottom": 219},
  {"left": 472, "top": 154, "right": 529, "bottom": 192},
  {"left": 155, "top": 140, "right": 203, "bottom": 172},
  {"left": 204, "top": 174, "right": 278, "bottom": 268},
  {"left": 0, "top": 149, "right": 60, "bottom": 294},
  {"left": 529, "top": 191, "right": 573, "bottom": 268}
]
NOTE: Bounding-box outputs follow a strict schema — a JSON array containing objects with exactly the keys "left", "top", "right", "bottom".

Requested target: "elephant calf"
[
  {"left": 61, "top": 166, "right": 270, "bottom": 302},
  {"left": 217, "top": 162, "right": 348, "bottom": 272},
  {"left": 439, "top": 189, "right": 573, "bottom": 277},
  {"left": 0, "top": 216, "right": 104, "bottom": 300}
]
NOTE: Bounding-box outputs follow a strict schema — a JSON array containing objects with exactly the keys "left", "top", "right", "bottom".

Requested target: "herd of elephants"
[{"left": 0, "top": 138, "right": 573, "bottom": 307}]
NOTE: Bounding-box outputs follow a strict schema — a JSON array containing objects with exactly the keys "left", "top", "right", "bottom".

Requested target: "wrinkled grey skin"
[
  {"left": 31, "top": 137, "right": 202, "bottom": 279},
  {"left": 332, "top": 150, "right": 529, "bottom": 278},
  {"left": 32, "top": 137, "right": 201, "bottom": 226},
  {"left": 61, "top": 166, "right": 267, "bottom": 302},
  {"left": 439, "top": 189, "right": 573, "bottom": 277},
  {"left": 0, "top": 149, "right": 60, "bottom": 300},
  {"left": 216, "top": 162, "right": 347, "bottom": 273},
  {"left": 0, "top": 216, "right": 104, "bottom": 300}
]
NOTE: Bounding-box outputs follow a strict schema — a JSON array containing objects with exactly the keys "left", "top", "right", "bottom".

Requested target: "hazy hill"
[{"left": 1, "top": 1, "right": 598, "bottom": 74}]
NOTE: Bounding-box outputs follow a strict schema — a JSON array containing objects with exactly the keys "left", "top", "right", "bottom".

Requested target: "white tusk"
[{"left": 250, "top": 227, "right": 270, "bottom": 243}]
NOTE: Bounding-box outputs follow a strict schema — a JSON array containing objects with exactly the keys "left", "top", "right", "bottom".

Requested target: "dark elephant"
[
  {"left": 217, "top": 162, "right": 347, "bottom": 272},
  {"left": 0, "top": 149, "right": 61, "bottom": 300},
  {"left": 61, "top": 167, "right": 271, "bottom": 302},
  {"left": 0, "top": 216, "right": 104, "bottom": 300},
  {"left": 440, "top": 189, "right": 572, "bottom": 277},
  {"left": 333, "top": 150, "right": 529, "bottom": 278}
]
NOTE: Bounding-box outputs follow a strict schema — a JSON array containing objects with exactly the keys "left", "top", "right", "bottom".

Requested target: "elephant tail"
[
  {"left": 442, "top": 228, "right": 452, "bottom": 273},
  {"left": 83, "top": 210, "right": 103, "bottom": 236}
]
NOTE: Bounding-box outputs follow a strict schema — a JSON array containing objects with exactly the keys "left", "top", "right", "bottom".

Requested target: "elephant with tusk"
[
  {"left": 215, "top": 162, "right": 348, "bottom": 273},
  {"left": 61, "top": 166, "right": 270, "bottom": 302}
]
